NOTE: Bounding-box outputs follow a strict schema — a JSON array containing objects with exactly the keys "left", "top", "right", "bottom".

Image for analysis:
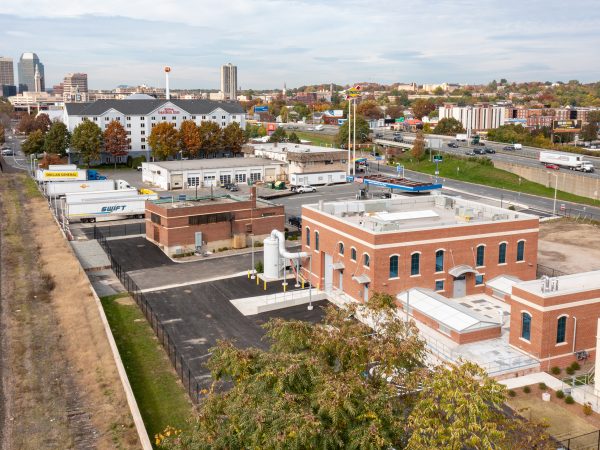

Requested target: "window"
[
  {"left": 140, "top": 123, "right": 145, "bottom": 128},
  {"left": 521, "top": 313, "right": 531, "bottom": 340},
  {"left": 475, "top": 274, "right": 484, "bottom": 285},
  {"left": 306, "top": 227, "right": 310, "bottom": 246},
  {"left": 557, "top": 316, "right": 567, "bottom": 344},
  {"left": 338, "top": 242, "right": 344, "bottom": 255},
  {"left": 435, "top": 280, "right": 444, "bottom": 291},
  {"left": 116, "top": 117, "right": 121, "bottom": 121},
  {"left": 192, "top": 116, "right": 196, "bottom": 120},
  {"left": 126, "top": 116, "right": 131, "bottom": 120},
  {"left": 140, "top": 117, "right": 144, "bottom": 121},
  {"left": 222, "top": 115, "right": 226, "bottom": 119},
  {"left": 126, "top": 131, "right": 131, "bottom": 135},
  {"left": 202, "top": 115, "right": 206, "bottom": 119},
  {"left": 212, "top": 115, "right": 216, "bottom": 119},
  {"left": 126, "top": 123, "right": 131, "bottom": 128},
  {"left": 389, "top": 255, "right": 399, "bottom": 278},
  {"left": 187, "top": 176, "right": 200, "bottom": 186},
  {"left": 363, "top": 253, "right": 370, "bottom": 268},
  {"left": 172, "top": 116, "right": 176, "bottom": 120},
  {"left": 151, "top": 116, "right": 156, "bottom": 121},
  {"left": 476, "top": 245, "right": 485, "bottom": 267},
  {"left": 517, "top": 240, "right": 525, "bottom": 262},
  {"left": 105, "top": 117, "right": 110, "bottom": 121},
  {"left": 141, "top": 138, "right": 145, "bottom": 142},
  {"left": 315, "top": 232, "right": 319, "bottom": 251},
  {"left": 219, "top": 174, "right": 232, "bottom": 185},
  {"left": 435, "top": 250, "right": 444, "bottom": 272},
  {"left": 141, "top": 131, "right": 145, "bottom": 135},
  {"left": 410, "top": 253, "right": 420, "bottom": 276},
  {"left": 351, "top": 247, "right": 357, "bottom": 261},
  {"left": 93, "top": 117, "right": 98, "bottom": 121},
  {"left": 182, "top": 116, "right": 187, "bottom": 120},
  {"left": 150, "top": 213, "right": 161, "bottom": 225},
  {"left": 189, "top": 212, "right": 233, "bottom": 225},
  {"left": 498, "top": 242, "right": 507, "bottom": 264},
  {"left": 222, "top": 122, "right": 226, "bottom": 127},
  {"left": 141, "top": 145, "right": 146, "bottom": 149},
  {"left": 235, "top": 173, "right": 246, "bottom": 183},
  {"left": 250, "top": 172, "right": 261, "bottom": 181},
  {"left": 162, "top": 116, "right": 166, "bottom": 120}
]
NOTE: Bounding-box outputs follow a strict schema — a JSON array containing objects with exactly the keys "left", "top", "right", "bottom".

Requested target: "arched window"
[
  {"left": 557, "top": 316, "right": 567, "bottom": 344},
  {"left": 517, "top": 240, "right": 525, "bottom": 262},
  {"left": 498, "top": 242, "right": 507, "bottom": 264},
  {"left": 476, "top": 245, "right": 485, "bottom": 267},
  {"left": 315, "top": 232, "right": 320, "bottom": 251},
  {"left": 521, "top": 312, "right": 531, "bottom": 340},
  {"left": 389, "top": 255, "right": 399, "bottom": 278},
  {"left": 435, "top": 250, "right": 444, "bottom": 272},
  {"left": 363, "top": 253, "right": 370, "bottom": 268},
  {"left": 305, "top": 227, "right": 310, "bottom": 246},
  {"left": 338, "top": 242, "right": 345, "bottom": 255},
  {"left": 410, "top": 253, "right": 420, "bottom": 276},
  {"left": 351, "top": 247, "right": 357, "bottom": 261}
]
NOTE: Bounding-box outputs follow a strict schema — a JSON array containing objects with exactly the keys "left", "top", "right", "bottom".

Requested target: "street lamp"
[
  {"left": 307, "top": 256, "right": 313, "bottom": 311},
  {"left": 552, "top": 173, "right": 559, "bottom": 216}
]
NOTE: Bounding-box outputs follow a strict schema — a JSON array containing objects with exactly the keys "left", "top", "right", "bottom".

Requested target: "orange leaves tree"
[
  {"left": 148, "top": 122, "right": 180, "bottom": 160},
  {"left": 103, "top": 120, "right": 128, "bottom": 168},
  {"left": 179, "top": 120, "right": 201, "bottom": 158}
]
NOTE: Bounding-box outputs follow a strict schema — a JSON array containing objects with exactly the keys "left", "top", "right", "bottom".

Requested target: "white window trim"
[
  {"left": 338, "top": 241, "right": 345, "bottom": 256},
  {"left": 388, "top": 253, "right": 400, "bottom": 279},
  {"left": 363, "top": 253, "right": 371, "bottom": 269},
  {"left": 434, "top": 279, "right": 445, "bottom": 292},
  {"left": 350, "top": 247, "right": 357, "bottom": 262},
  {"left": 520, "top": 310, "right": 533, "bottom": 342}
]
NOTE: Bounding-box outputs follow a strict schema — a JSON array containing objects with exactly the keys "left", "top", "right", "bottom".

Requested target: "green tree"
[
  {"left": 43, "top": 121, "right": 70, "bottom": 156},
  {"left": 33, "top": 113, "right": 52, "bottom": 134},
  {"left": 71, "top": 120, "right": 103, "bottom": 166},
  {"left": 179, "top": 120, "right": 201, "bottom": 157},
  {"left": 433, "top": 117, "right": 466, "bottom": 136},
  {"left": 279, "top": 106, "right": 289, "bottom": 123},
  {"left": 268, "top": 127, "right": 287, "bottom": 143},
  {"left": 335, "top": 115, "right": 371, "bottom": 147},
  {"left": 411, "top": 99, "right": 436, "bottom": 119},
  {"left": 433, "top": 86, "right": 445, "bottom": 96},
  {"left": 411, "top": 130, "right": 426, "bottom": 159},
  {"left": 103, "top": 120, "right": 128, "bottom": 168},
  {"left": 293, "top": 102, "right": 311, "bottom": 121},
  {"left": 580, "top": 123, "right": 599, "bottom": 142},
  {"left": 288, "top": 132, "right": 301, "bottom": 143},
  {"left": 222, "top": 122, "right": 246, "bottom": 154},
  {"left": 197, "top": 121, "right": 223, "bottom": 157},
  {"left": 0, "top": 97, "right": 13, "bottom": 115},
  {"left": 148, "top": 122, "right": 180, "bottom": 160},
  {"left": 21, "top": 129, "right": 45, "bottom": 156}
]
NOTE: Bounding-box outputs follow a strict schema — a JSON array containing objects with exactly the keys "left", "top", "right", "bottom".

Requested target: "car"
[
  {"left": 1, "top": 149, "right": 14, "bottom": 156},
  {"left": 447, "top": 142, "right": 459, "bottom": 148},
  {"left": 375, "top": 133, "right": 384, "bottom": 138},
  {"left": 393, "top": 131, "right": 402, "bottom": 137},
  {"left": 228, "top": 185, "right": 239, "bottom": 192},
  {"left": 503, "top": 145, "right": 515, "bottom": 151},
  {"left": 393, "top": 136, "right": 403, "bottom": 142},
  {"left": 288, "top": 215, "right": 302, "bottom": 228},
  {"left": 545, "top": 163, "right": 560, "bottom": 170},
  {"left": 473, "top": 148, "right": 485, "bottom": 155},
  {"left": 464, "top": 150, "right": 476, "bottom": 156},
  {"left": 296, "top": 185, "right": 316, "bottom": 193},
  {"left": 484, "top": 147, "right": 496, "bottom": 154},
  {"left": 477, "top": 142, "right": 486, "bottom": 146}
]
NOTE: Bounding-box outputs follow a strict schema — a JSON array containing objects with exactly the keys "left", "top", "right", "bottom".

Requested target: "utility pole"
[{"left": 348, "top": 99, "right": 352, "bottom": 175}]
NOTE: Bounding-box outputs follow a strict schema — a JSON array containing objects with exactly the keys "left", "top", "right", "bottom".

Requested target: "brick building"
[{"left": 146, "top": 187, "right": 284, "bottom": 255}]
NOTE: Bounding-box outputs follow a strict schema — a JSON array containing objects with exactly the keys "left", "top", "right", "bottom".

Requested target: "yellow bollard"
[
  {"left": 256, "top": 275, "right": 259, "bottom": 285},
  {"left": 264, "top": 280, "right": 267, "bottom": 291},
  {"left": 302, "top": 280, "right": 305, "bottom": 289},
  {"left": 283, "top": 283, "right": 287, "bottom": 292},
  {"left": 247, "top": 270, "right": 250, "bottom": 279}
]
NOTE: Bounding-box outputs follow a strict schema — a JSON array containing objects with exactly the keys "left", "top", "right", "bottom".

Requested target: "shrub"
[
  {"left": 255, "top": 260, "right": 264, "bottom": 274},
  {"left": 565, "top": 395, "right": 575, "bottom": 404},
  {"left": 551, "top": 366, "right": 561, "bottom": 375},
  {"left": 566, "top": 367, "right": 575, "bottom": 375},
  {"left": 508, "top": 389, "right": 516, "bottom": 397},
  {"left": 523, "top": 386, "right": 531, "bottom": 394},
  {"left": 584, "top": 402, "right": 593, "bottom": 415},
  {"left": 556, "top": 390, "right": 565, "bottom": 399},
  {"left": 570, "top": 362, "right": 581, "bottom": 371},
  {"left": 538, "top": 382, "right": 547, "bottom": 391}
]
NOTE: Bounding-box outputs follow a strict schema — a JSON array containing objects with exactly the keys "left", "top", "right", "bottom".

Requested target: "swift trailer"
[
  {"left": 63, "top": 192, "right": 158, "bottom": 223},
  {"left": 44, "top": 179, "right": 132, "bottom": 197},
  {"left": 36, "top": 168, "right": 107, "bottom": 182},
  {"left": 539, "top": 151, "right": 595, "bottom": 172}
]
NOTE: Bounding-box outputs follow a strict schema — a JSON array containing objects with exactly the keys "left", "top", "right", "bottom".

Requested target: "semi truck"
[
  {"left": 45, "top": 179, "right": 132, "bottom": 197},
  {"left": 539, "top": 151, "right": 595, "bottom": 172},
  {"left": 456, "top": 133, "right": 468, "bottom": 142},
  {"left": 63, "top": 191, "right": 159, "bottom": 223},
  {"left": 36, "top": 168, "right": 107, "bottom": 182}
]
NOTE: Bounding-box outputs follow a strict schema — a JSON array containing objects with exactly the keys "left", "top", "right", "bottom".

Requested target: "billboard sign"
[
  {"left": 254, "top": 105, "right": 269, "bottom": 112},
  {"left": 553, "top": 119, "right": 582, "bottom": 131}
]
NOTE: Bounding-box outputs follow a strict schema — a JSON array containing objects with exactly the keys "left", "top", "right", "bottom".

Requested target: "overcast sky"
[{"left": 1, "top": 0, "right": 598, "bottom": 90}]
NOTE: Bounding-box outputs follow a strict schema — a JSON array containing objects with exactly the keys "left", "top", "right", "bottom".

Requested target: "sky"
[{"left": 0, "top": 0, "right": 599, "bottom": 90}]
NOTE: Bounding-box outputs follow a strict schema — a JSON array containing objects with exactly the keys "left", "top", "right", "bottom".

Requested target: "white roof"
[
  {"left": 397, "top": 288, "right": 499, "bottom": 333},
  {"left": 516, "top": 270, "right": 600, "bottom": 298},
  {"left": 374, "top": 210, "right": 439, "bottom": 222},
  {"left": 148, "top": 157, "right": 283, "bottom": 171},
  {"left": 487, "top": 275, "right": 521, "bottom": 295},
  {"left": 251, "top": 142, "right": 342, "bottom": 154}
]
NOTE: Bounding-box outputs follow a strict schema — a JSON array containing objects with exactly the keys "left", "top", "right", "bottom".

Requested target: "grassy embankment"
[
  {"left": 390, "top": 153, "right": 600, "bottom": 208},
  {"left": 294, "top": 131, "right": 337, "bottom": 147},
  {"left": 101, "top": 293, "right": 193, "bottom": 445}
]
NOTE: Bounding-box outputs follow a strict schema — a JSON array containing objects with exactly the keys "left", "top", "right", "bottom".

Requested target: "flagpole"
[{"left": 348, "top": 96, "right": 352, "bottom": 176}]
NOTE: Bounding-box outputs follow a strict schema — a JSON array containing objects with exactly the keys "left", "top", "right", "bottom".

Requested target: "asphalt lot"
[{"left": 106, "top": 236, "right": 174, "bottom": 271}]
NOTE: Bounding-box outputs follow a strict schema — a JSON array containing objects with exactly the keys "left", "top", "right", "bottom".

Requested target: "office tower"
[
  {"left": 18, "top": 52, "right": 45, "bottom": 93},
  {"left": 63, "top": 72, "right": 88, "bottom": 102},
  {"left": 0, "top": 57, "right": 14, "bottom": 86},
  {"left": 220, "top": 63, "right": 237, "bottom": 100}
]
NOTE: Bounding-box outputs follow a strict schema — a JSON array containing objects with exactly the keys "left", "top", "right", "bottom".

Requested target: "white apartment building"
[
  {"left": 64, "top": 95, "right": 245, "bottom": 163},
  {"left": 438, "top": 103, "right": 506, "bottom": 132}
]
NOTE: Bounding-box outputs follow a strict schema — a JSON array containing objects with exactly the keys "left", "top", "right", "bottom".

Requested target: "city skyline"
[{"left": 1, "top": 0, "right": 599, "bottom": 90}]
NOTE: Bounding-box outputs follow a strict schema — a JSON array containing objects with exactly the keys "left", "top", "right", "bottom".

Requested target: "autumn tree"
[
  {"left": 385, "top": 104, "right": 404, "bottom": 120},
  {"left": 411, "top": 99, "right": 437, "bottom": 119},
  {"left": 71, "top": 120, "right": 103, "bottom": 167},
  {"left": 43, "top": 121, "right": 70, "bottom": 156},
  {"left": 268, "top": 126, "right": 287, "bottom": 143},
  {"left": 411, "top": 130, "right": 426, "bottom": 159},
  {"left": 17, "top": 114, "right": 36, "bottom": 134},
  {"left": 588, "top": 110, "right": 600, "bottom": 124},
  {"left": 335, "top": 115, "right": 371, "bottom": 147},
  {"left": 0, "top": 124, "right": 4, "bottom": 144},
  {"left": 357, "top": 99, "right": 383, "bottom": 120},
  {"left": 103, "top": 120, "right": 129, "bottom": 169},
  {"left": 222, "top": 122, "right": 246, "bottom": 154},
  {"left": 32, "top": 113, "right": 52, "bottom": 134},
  {"left": 433, "top": 117, "right": 466, "bottom": 136},
  {"left": 580, "top": 123, "right": 598, "bottom": 142},
  {"left": 197, "top": 121, "right": 223, "bottom": 157},
  {"left": 21, "top": 129, "right": 45, "bottom": 156},
  {"left": 148, "top": 122, "right": 180, "bottom": 160},
  {"left": 178, "top": 120, "right": 201, "bottom": 158}
]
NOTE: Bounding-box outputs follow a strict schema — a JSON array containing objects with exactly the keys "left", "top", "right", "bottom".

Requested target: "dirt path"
[{"left": 0, "top": 174, "right": 140, "bottom": 449}]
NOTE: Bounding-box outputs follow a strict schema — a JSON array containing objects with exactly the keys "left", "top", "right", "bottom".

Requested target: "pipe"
[
  {"left": 270, "top": 229, "right": 308, "bottom": 260},
  {"left": 573, "top": 316, "right": 577, "bottom": 354}
]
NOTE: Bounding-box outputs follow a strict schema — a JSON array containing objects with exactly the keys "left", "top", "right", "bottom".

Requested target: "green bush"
[
  {"left": 566, "top": 367, "right": 575, "bottom": 375},
  {"left": 508, "top": 205, "right": 516, "bottom": 211},
  {"left": 172, "top": 251, "right": 195, "bottom": 258},
  {"left": 570, "top": 362, "right": 581, "bottom": 371},
  {"left": 508, "top": 389, "right": 516, "bottom": 397},
  {"left": 255, "top": 260, "right": 264, "bottom": 274},
  {"left": 538, "top": 382, "right": 547, "bottom": 391},
  {"left": 127, "top": 154, "right": 147, "bottom": 168},
  {"left": 551, "top": 366, "right": 561, "bottom": 375},
  {"left": 523, "top": 386, "right": 531, "bottom": 394},
  {"left": 565, "top": 395, "right": 575, "bottom": 404},
  {"left": 556, "top": 390, "right": 565, "bottom": 399},
  {"left": 584, "top": 403, "right": 593, "bottom": 415}
]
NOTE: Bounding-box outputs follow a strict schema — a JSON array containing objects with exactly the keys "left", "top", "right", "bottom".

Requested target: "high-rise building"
[
  {"left": 220, "top": 63, "right": 237, "bottom": 100},
  {"left": 18, "top": 52, "right": 44, "bottom": 93},
  {"left": 62, "top": 72, "right": 88, "bottom": 102},
  {"left": 0, "top": 56, "right": 15, "bottom": 86}
]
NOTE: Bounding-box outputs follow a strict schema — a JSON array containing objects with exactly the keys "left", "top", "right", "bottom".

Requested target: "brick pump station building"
[{"left": 145, "top": 187, "right": 284, "bottom": 256}]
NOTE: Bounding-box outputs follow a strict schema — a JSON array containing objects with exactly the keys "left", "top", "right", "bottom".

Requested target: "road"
[{"left": 1, "top": 128, "right": 30, "bottom": 172}]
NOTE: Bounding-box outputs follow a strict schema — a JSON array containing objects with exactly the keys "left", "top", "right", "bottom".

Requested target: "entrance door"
[
  {"left": 363, "top": 284, "right": 369, "bottom": 302},
  {"left": 453, "top": 275, "right": 466, "bottom": 298},
  {"left": 324, "top": 253, "right": 333, "bottom": 291},
  {"left": 194, "top": 232, "right": 203, "bottom": 252},
  {"left": 171, "top": 174, "right": 183, "bottom": 189},
  {"left": 338, "top": 270, "right": 343, "bottom": 291}
]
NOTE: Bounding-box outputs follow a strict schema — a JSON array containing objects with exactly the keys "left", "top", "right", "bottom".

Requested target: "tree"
[
  {"left": 580, "top": 123, "right": 598, "bottom": 142},
  {"left": 385, "top": 105, "right": 404, "bottom": 120},
  {"left": 293, "top": 103, "right": 311, "bottom": 121},
  {"left": 197, "top": 121, "right": 223, "bottom": 157},
  {"left": 411, "top": 99, "right": 436, "bottom": 119},
  {"left": 335, "top": 115, "right": 371, "bottom": 147},
  {"left": 0, "top": 124, "right": 4, "bottom": 144},
  {"left": 411, "top": 130, "right": 426, "bottom": 159},
  {"left": 32, "top": 113, "right": 52, "bottom": 134},
  {"left": 433, "top": 86, "right": 445, "bottom": 96},
  {"left": 223, "top": 122, "right": 246, "bottom": 154},
  {"left": 179, "top": 120, "right": 201, "bottom": 157},
  {"left": 17, "top": 114, "right": 36, "bottom": 134},
  {"left": 279, "top": 106, "right": 289, "bottom": 123},
  {"left": 103, "top": 120, "right": 129, "bottom": 168},
  {"left": 288, "top": 132, "right": 300, "bottom": 144},
  {"left": 148, "top": 122, "right": 180, "bottom": 160},
  {"left": 21, "top": 129, "right": 45, "bottom": 156},
  {"left": 71, "top": 120, "right": 103, "bottom": 166},
  {"left": 268, "top": 127, "right": 287, "bottom": 143},
  {"left": 357, "top": 99, "right": 383, "bottom": 120},
  {"left": 433, "top": 117, "right": 466, "bottom": 136},
  {"left": 43, "top": 121, "right": 70, "bottom": 156},
  {"left": 587, "top": 111, "right": 600, "bottom": 124}
]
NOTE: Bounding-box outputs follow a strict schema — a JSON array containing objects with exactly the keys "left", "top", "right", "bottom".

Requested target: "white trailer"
[
  {"left": 539, "top": 151, "right": 595, "bottom": 172},
  {"left": 456, "top": 133, "right": 468, "bottom": 142},
  {"left": 45, "top": 179, "right": 132, "bottom": 197},
  {"left": 290, "top": 171, "right": 347, "bottom": 186},
  {"left": 48, "top": 164, "right": 77, "bottom": 171},
  {"left": 64, "top": 192, "right": 158, "bottom": 223},
  {"left": 36, "top": 168, "right": 87, "bottom": 182},
  {"left": 64, "top": 188, "right": 138, "bottom": 203}
]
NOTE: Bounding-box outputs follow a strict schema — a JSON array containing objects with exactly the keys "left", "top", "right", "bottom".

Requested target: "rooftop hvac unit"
[{"left": 444, "top": 198, "right": 455, "bottom": 209}]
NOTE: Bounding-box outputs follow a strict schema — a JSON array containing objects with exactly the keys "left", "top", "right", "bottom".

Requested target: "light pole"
[
  {"left": 552, "top": 173, "right": 559, "bottom": 215},
  {"left": 251, "top": 235, "right": 256, "bottom": 279},
  {"left": 353, "top": 99, "right": 357, "bottom": 175},
  {"left": 307, "top": 256, "right": 313, "bottom": 311},
  {"left": 348, "top": 99, "right": 352, "bottom": 176}
]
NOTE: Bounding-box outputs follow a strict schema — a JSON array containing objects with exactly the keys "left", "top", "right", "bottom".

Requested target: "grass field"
[
  {"left": 294, "top": 131, "right": 337, "bottom": 147},
  {"left": 390, "top": 153, "right": 600, "bottom": 208},
  {"left": 101, "top": 293, "right": 193, "bottom": 445}
]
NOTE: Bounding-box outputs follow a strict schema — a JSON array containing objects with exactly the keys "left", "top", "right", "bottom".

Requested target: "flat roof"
[
  {"left": 397, "top": 288, "right": 500, "bottom": 333},
  {"left": 147, "top": 157, "right": 283, "bottom": 171},
  {"left": 305, "top": 193, "right": 537, "bottom": 233},
  {"left": 251, "top": 142, "right": 342, "bottom": 154},
  {"left": 515, "top": 270, "right": 600, "bottom": 298},
  {"left": 487, "top": 275, "right": 521, "bottom": 296}
]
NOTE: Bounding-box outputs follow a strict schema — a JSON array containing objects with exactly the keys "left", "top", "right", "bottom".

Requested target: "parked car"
[
  {"left": 393, "top": 136, "right": 403, "bottom": 142},
  {"left": 503, "top": 145, "right": 516, "bottom": 151},
  {"left": 288, "top": 215, "right": 302, "bottom": 228},
  {"left": 1, "top": 149, "right": 14, "bottom": 156},
  {"left": 228, "top": 185, "right": 239, "bottom": 192},
  {"left": 545, "top": 163, "right": 560, "bottom": 170},
  {"left": 484, "top": 147, "right": 496, "bottom": 154},
  {"left": 473, "top": 148, "right": 485, "bottom": 155},
  {"left": 373, "top": 191, "right": 392, "bottom": 199},
  {"left": 447, "top": 142, "right": 459, "bottom": 148},
  {"left": 464, "top": 150, "right": 476, "bottom": 156},
  {"left": 296, "top": 185, "right": 316, "bottom": 193}
]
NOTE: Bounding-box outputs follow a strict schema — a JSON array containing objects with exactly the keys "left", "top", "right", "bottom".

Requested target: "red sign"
[{"left": 158, "top": 107, "right": 180, "bottom": 115}]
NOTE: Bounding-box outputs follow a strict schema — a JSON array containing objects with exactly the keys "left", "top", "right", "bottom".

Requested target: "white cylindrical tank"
[{"left": 263, "top": 236, "right": 280, "bottom": 279}]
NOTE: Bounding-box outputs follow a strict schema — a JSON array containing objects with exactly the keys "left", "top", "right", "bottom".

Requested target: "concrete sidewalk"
[{"left": 500, "top": 372, "right": 563, "bottom": 390}]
